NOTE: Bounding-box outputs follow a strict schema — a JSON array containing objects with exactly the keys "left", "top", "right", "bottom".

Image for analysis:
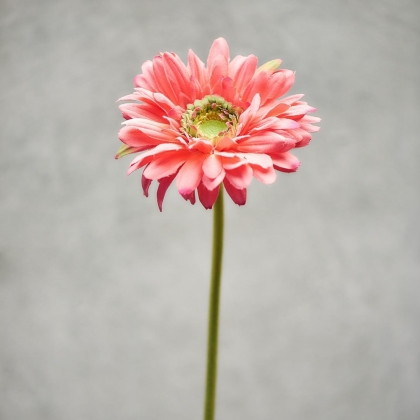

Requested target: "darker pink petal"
[
  {"left": 198, "top": 183, "right": 220, "bottom": 209},
  {"left": 183, "top": 190, "right": 196, "bottom": 205},
  {"left": 142, "top": 173, "right": 152, "bottom": 197},
  {"left": 157, "top": 173, "right": 177, "bottom": 211},
  {"left": 223, "top": 178, "right": 246, "bottom": 206}
]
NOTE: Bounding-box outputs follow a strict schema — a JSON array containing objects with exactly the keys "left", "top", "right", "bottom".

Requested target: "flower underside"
[{"left": 116, "top": 37, "right": 320, "bottom": 210}]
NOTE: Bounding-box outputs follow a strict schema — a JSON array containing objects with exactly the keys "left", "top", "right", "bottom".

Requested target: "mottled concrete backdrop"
[{"left": 1, "top": 0, "right": 419, "bottom": 419}]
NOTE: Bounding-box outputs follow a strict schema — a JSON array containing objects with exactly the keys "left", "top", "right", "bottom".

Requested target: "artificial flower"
[{"left": 116, "top": 38, "right": 320, "bottom": 210}]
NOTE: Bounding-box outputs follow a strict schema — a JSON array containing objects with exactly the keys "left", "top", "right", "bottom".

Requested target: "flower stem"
[{"left": 204, "top": 186, "right": 224, "bottom": 420}]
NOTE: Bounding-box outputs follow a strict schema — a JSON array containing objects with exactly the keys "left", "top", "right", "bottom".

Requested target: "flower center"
[{"left": 181, "top": 95, "right": 241, "bottom": 145}]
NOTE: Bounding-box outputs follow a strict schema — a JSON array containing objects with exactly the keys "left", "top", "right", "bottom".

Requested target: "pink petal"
[
  {"left": 273, "top": 118, "right": 301, "bottom": 130},
  {"left": 271, "top": 152, "right": 301, "bottom": 172},
  {"left": 176, "top": 153, "right": 207, "bottom": 196},
  {"left": 119, "top": 103, "right": 166, "bottom": 123},
  {"left": 189, "top": 139, "right": 213, "bottom": 154},
  {"left": 223, "top": 178, "right": 246, "bottom": 206},
  {"left": 225, "top": 164, "right": 253, "bottom": 189},
  {"left": 127, "top": 143, "right": 183, "bottom": 174},
  {"left": 202, "top": 169, "right": 225, "bottom": 191},
  {"left": 166, "top": 108, "right": 184, "bottom": 128},
  {"left": 220, "top": 154, "right": 246, "bottom": 170},
  {"left": 241, "top": 71, "right": 270, "bottom": 104},
  {"left": 300, "top": 123, "right": 320, "bottom": 133},
  {"left": 157, "top": 173, "right": 177, "bottom": 212},
  {"left": 118, "top": 126, "right": 162, "bottom": 148},
  {"left": 203, "top": 154, "right": 223, "bottom": 179},
  {"left": 122, "top": 119, "right": 177, "bottom": 142},
  {"left": 118, "top": 92, "right": 143, "bottom": 102},
  {"left": 207, "top": 38, "right": 229, "bottom": 88},
  {"left": 236, "top": 94, "right": 261, "bottom": 135},
  {"left": 228, "top": 55, "right": 246, "bottom": 78},
  {"left": 197, "top": 183, "right": 220, "bottom": 209},
  {"left": 133, "top": 74, "right": 144, "bottom": 89},
  {"left": 300, "top": 115, "right": 321, "bottom": 124},
  {"left": 243, "top": 153, "right": 273, "bottom": 169},
  {"left": 207, "top": 37, "right": 230, "bottom": 71},
  {"left": 209, "top": 74, "right": 223, "bottom": 96},
  {"left": 251, "top": 165, "right": 277, "bottom": 184},
  {"left": 183, "top": 190, "right": 196, "bottom": 205},
  {"left": 293, "top": 129, "right": 312, "bottom": 148},
  {"left": 215, "top": 135, "right": 238, "bottom": 151},
  {"left": 264, "top": 70, "right": 295, "bottom": 103},
  {"left": 230, "top": 54, "right": 258, "bottom": 94},
  {"left": 220, "top": 77, "right": 239, "bottom": 105},
  {"left": 187, "top": 50, "right": 207, "bottom": 89},
  {"left": 261, "top": 102, "right": 291, "bottom": 118},
  {"left": 139, "top": 60, "right": 158, "bottom": 91},
  {"left": 162, "top": 52, "right": 192, "bottom": 104},
  {"left": 250, "top": 116, "right": 300, "bottom": 131},
  {"left": 237, "top": 132, "right": 294, "bottom": 154},
  {"left": 279, "top": 94, "right": 305, "bottom": 106},
  {"left": 143, "top": 149, "right": 191, "bottom": 179},
  {"left": 152, "top": 55, "right": 178, "bottom": 104},
  {"left": 284, "top": 104, "right": 316, "bottom": 118},
  {"left": 189, "top": 75, "right": 204, "bottom": 102},
  {"left": 134, "top": 88, "right": 177, "bottom": 114}
]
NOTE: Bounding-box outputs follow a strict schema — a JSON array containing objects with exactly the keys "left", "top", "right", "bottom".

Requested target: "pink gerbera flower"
[{"left": 116, "top": 38, "right": 320, "bottom": 210}]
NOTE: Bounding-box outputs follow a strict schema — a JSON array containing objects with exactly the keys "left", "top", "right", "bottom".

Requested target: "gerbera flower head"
[{"left": 116, "top": 38, "right": 320, "bottom": 211}]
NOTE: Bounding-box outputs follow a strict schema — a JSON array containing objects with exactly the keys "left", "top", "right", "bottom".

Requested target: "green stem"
[{"left": 204, "top": 186, "right": 225, "bottom": 420}]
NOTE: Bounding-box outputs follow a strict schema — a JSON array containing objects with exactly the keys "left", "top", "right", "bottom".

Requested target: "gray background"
[{"left": 1, "top": 0, "right": 419, "bottom": 419}]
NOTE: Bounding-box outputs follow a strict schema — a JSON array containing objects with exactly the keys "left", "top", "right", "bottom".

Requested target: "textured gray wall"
[{"left": 1, "top": 0, "right": 419, "bottom": 419}]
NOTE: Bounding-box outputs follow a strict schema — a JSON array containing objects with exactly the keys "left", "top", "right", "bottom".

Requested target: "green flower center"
[
  {"left": 181, "top": 95, "right": 241, "bottom": 145},
  {"left": 198, "top": 120, "right": 228, "bottom": 140}
]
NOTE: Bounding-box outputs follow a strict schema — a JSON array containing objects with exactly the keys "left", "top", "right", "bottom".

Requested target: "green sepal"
[
  {"left": 115, "top": 144, "right": 138, "bottom": 159},
  {"left": 257, "top": 59, "right": 282, "bottom": 73}
]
